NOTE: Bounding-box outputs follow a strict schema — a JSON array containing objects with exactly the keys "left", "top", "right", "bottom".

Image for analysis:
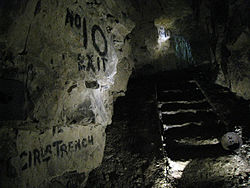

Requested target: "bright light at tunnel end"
[{"left": 158, "top": 26, "right": 170, "bottom": 45}]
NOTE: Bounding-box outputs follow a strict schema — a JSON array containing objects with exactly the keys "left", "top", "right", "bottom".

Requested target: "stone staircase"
[{"left": 156, "top": 79, "right": 230, "bottom": 185}]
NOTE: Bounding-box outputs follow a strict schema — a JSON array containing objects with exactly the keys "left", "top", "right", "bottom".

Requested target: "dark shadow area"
[
  {"left": 198, "top": 79, "right": 250, "bottom": 142},
  {"left": 158, "top": 90, "right": 205, "bottom": 102},
  {"left": 164, "top": 123, "right": 224, "bottom": 140},
  {"left": 86, "top": 75, "right": 164, "bottom": 188},
  {"left": 166, "top": 142, "right": 230, "bottom": 161},
  {"left": 160, "top": 101, "right": 211, "bottom": 111},
  {"left": 0, "top": 79, "right": 25, "bottom": 121},
  {"left": 162, "top": 111, "right": 218, "bottom": 125},
  {"left": 113, "top": 76, "right": 162, "bottom": 155},
  {"left": 87, "top": 68, "right": 249, "bottom": 187}
]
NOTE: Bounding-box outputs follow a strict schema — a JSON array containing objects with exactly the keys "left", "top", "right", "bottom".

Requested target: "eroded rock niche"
[{"left": 0, "top": 0, "right": 135, "bottom": 187}]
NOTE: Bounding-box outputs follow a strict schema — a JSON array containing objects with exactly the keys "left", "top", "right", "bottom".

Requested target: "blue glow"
[{"left": 173, "top": 36, "right": 195, "bottom": 66}]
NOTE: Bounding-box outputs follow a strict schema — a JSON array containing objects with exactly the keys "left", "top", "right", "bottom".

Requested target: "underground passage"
[{"left": 0, "top": 0, "right": 249, "bottom": 187}]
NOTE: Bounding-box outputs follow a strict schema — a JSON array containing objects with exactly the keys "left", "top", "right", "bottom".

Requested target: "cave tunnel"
[{"left": 0, "top": 0, "right": 249, "bottom": 187}]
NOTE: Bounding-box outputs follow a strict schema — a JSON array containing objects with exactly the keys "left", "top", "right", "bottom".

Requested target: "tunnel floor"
[{"left": 86, "top": 70, "right": 250, "bottom": 188}]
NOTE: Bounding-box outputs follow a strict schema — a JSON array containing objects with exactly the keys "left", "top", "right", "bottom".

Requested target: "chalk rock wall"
[{"left": 0, "top": 0, "right": 134, "bottom": 187}]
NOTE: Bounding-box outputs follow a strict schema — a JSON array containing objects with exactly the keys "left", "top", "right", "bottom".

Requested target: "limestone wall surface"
[{"left": 0, "top": 0, "right": 135, "bottom": 187}]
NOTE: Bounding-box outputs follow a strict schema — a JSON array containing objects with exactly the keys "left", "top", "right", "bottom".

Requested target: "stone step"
[
  {"left": 162, "top": 124, "right": 227, "bottom": 161},
  {"left": 157, "top": 81, "right": 198, "bottom": 91},
  {"left": 162, "top": 122, "right": 203, "bottom": 131},
  {"left": 157, "top": 90, "right": 205, "bottom": 102},
  {"left": 163, "top": 141, "right": 228, "bottom": 161},
  {"left": 162, "top": 122, "right": 222, "bottom": 140},
  {"left": 161, "top": 111, "right": 218, "bottom": 125},
  {"left": 159, "top": 100, "right": 211, "bottom": 111},
  {"left": 161, "top": 108, "right": 213, "bottom": 115}
]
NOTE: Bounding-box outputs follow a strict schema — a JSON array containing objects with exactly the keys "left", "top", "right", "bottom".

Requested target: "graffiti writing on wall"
[
  {"left": 19, "top": 135, "right": 94, "bottom": 171},
  {"left": 65, "top": 8, "right": 108, "bottom": 73},
  {"left": 77, "top": 54, "right": 107, "bottom": 72}
]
